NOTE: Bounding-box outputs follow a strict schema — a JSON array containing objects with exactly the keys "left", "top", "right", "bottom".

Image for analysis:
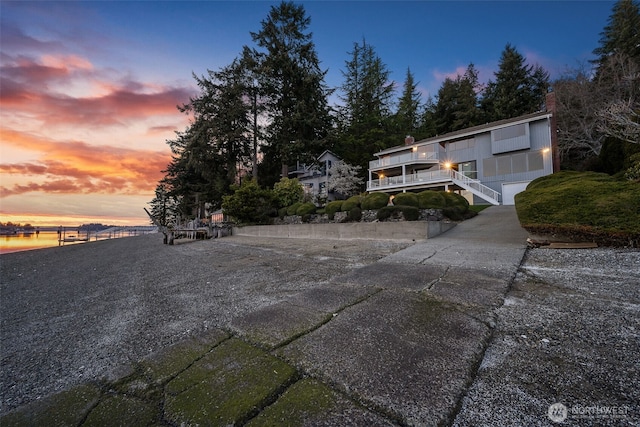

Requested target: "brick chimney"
[{"left": 405, "top": 135, "right": 415, "bottom": 145}]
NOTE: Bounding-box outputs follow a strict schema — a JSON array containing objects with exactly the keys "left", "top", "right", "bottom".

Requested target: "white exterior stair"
[{"left": 449, "top": 169, "right": 501, "bottom": 205}]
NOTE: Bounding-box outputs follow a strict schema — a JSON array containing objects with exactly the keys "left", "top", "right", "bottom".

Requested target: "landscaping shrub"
[
  {"left": 347, "top": 206, "right": 362, "bottom": 222},
  {"left": 278, "top": 207, "right": 288, "bottom": 218},
  {"left": 376, "top": 205, "right": 419, "bottom": 221},
  {"left": 515, "top": 171, "right": 640, "bottom": 247},
  {"left": 341, "top": 195, "right": 363, "bottom": 211},
  {"left": 286, "top": 202, "right": 302, "bottom": 216},
  {"left": 361, "top": 192, "right": 389, "bottom": 210},
  {"left": 325, "top": 201, "right": 343, "bottom": 220},
  {"left": 392, "top": 192, "right": 419, "bottom": 207},
  {"left": 417, "top": 190, "right": 447, "bottom": 209},
  {"left": 443, "top": 191, "right": 469, "bottom": 210},
  {"left": 222, "top": 179, "right": 276, "bottom": 225},
  {"left": 296, "top": 202, "right": 317, "bottom": 216},
  {"left": 273, "top": 177, "right": 304, "bottom": 208}
]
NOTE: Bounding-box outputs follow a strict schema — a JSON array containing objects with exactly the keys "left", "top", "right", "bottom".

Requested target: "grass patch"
[
  {"left": 468, "top": 204, "right": 491, "bottom": 213},
  {"left": 515, "top": 171, "right": 640, "bottom": 247}
]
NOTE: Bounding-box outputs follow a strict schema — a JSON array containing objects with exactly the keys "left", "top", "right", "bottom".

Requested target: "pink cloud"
[
  {"left": 0, "top": 130, "right": 172, "bottom": 197},
  {"left": 1, "top": 52, "right": 195, "bottom": 127}
]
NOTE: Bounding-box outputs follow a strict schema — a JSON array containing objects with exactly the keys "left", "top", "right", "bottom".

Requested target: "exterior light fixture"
[
  {"left": 444, "top": 162, "right": 452, "bottom": 169},
  {"left": 543, "top": 148, "right": 551, "bottom": 153}
]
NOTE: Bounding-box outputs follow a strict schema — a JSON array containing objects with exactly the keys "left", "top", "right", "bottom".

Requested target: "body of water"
[{"left": 0, "top": 228, "right": 157, "bottom": 255}]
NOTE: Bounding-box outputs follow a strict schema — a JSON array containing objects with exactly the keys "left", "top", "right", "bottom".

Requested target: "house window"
[
  {"left": 483, "top": 157, "right": 497, "bottom": 177},
  {"left": 491, "top": 123, "right": 530, "bottom": 154},
  {"left": 497, "top": 156, "right": 511, "bottom": 175},
  {"left": 511, "top": 153, "right": 527, "bottom": 174},
  {"left": 493, "top": 123, "right": 526, "bottom": 141},
  {"left": 448, "top": 138, "right": 474, "bottom": 151},
  {"left": 459, "top": 161, "right": 477, "bottom": 179},
  {"left": 528, "top": 151, "right": 544, "bottom": 171}
]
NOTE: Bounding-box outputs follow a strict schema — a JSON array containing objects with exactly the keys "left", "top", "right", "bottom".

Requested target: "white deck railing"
[
  {"left": 366, "top": 167, "right": 501, "bottom": 205},
  {"left": 367, "top": 168, "right": 451, "bottom": 190},
  {"left": 449, "top": 170, "right": 500, "bottom": 204},
  {"left": 369, "top": 146, "right": 443, "bottom": 169}
]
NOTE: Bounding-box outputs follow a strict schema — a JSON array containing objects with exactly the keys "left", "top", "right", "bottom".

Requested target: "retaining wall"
[{"left": 232, "top": 221, "right": 455, "bottom": 241}]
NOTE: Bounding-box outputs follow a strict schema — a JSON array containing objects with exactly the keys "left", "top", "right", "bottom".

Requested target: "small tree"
[
  {"left": 222, "top": 179, "right": 276, "bottom": 224},
  {"left": 273, "top": 177, "right": 304, "bottom": 208},
  {"left": 327, "top": 161, "right": 363, "bottom": 198}
]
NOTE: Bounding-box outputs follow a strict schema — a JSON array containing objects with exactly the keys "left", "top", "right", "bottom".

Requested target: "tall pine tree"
[
  {"left": 394, "top": 68, "right": 422, "bottom": 136},
  {"left": 481, "top": 44, "right": 549, "bottom": 121},
  {"left": 156, "top": 60, "right": 254, "bottom": 220},
  {"left": 336, "top": 39, "right": 395, "bottom": 175},
  {"left": 433, "top": 64, "right": 480, "bottom": 134},
  {"left": 246, "top": 1, "right": 333, "bottom": 181}
]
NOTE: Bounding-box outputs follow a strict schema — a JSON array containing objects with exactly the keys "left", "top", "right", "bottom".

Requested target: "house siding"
[{"left": 367, "top": 111, "right": 554, "bottom": 205}]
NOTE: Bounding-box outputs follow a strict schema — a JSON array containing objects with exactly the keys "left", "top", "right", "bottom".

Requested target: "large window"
[
  {"left": 448, "top": 138, "right": 475, "bottom": 151},
  {"left": 458, "top": 161, "right": 477, "bottom": 179},
  {"left": 483, "top": 149, "right": 546, "bottom": 177},
  {"left": 491, "top": 123, "right": 530, "bottom": 154}
]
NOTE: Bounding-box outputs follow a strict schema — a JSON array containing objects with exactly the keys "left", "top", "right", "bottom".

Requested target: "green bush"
[
  {"left": 325, "top": 201, "right": 343, "bottom": 220},
  {"left": 286, "top": 202, "right": 302, "bottom": 216},
  {"left": 361, "top": 192, "right": 389, "bottom": 210},
  {"left": 392, "top": 192, "right": 419, "bottom": 207},
  {"left": 516, "top": 171, "right": 640, "bottom": 237},
  {"left": 222, "top": 179, "right": 276, "bottom": 225},
  {"left": 442, "top": 191, "right": 469, "bottom": 210},
  {"left": 278, "top": 207, "right": 288, "bottom": 218},
  {"left": 376, "top": 205, "right": 419, "bottom": 221},
  {"left": 296, "top": 202, "right": 317, "bottom": 216},
  {"left": 273, "top": 177, "right": 304, "bottom": 208},
  {"left": 347, "top": 206, "right": 362, "bottom": 222},
  {"left": 341, "top": 195, "right": 363, "bottom": 211},
  {"left": 417, "top": 190, "right": 447, "bottom": 209}
]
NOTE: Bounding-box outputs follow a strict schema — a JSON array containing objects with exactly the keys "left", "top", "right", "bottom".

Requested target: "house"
[
  {"left": 367, "top": 95, "right": 559, "bottom": 205},
  {"left": 288, "top": 150, "right": 342, "bottom": 202}
]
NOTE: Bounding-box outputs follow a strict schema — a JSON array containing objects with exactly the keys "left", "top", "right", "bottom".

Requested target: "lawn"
[{"left": 515, "top": 171, "right": 640, "bottom": 247}]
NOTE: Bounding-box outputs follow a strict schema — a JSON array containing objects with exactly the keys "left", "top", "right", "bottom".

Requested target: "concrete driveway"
[{"left": 1, "top": 206, "right": 638, "bottom": 426}]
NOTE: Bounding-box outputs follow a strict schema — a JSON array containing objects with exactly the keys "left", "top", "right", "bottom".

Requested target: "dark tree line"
[{"left": 150, "top": 0, "right": 639, "bottom": 224}]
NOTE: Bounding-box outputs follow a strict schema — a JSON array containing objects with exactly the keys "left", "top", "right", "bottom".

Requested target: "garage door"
[{"left": 502, "top": 181, "right": 530, "bottom": 205}]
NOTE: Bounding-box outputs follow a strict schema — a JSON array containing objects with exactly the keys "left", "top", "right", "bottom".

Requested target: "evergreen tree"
[
  {"left": 481, "top": 44, "right": 550, "bottom": 121},
  {"left": 157, "top": 60, "right": 254, "bottom": 220},
  {"left": 246, "top": 1, "right": 333, "bottom": 177},
  {"left": 593, "top": 0, "right": 640, "bottom": 72},
  {"left": 418, "top": 95, "right": 438, "bottom": 138},
  {"left": 433, "top": 64, "right": 480, "bottom": 134},
  {"left": 336, "top": 39, "right": 395, "bottom": 175},
  {"left": 394, "top": 68, "right": 422, "bottom": 135}
]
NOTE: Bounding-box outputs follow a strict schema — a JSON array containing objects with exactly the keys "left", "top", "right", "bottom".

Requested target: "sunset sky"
[{"left": 1, "top": 1, "right": 614, "bottom": 227}]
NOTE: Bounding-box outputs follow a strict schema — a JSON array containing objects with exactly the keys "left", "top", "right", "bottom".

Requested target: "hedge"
[
  {"left": 392, "top": 192, "right": 419, "bottom": 207},
  {"left": 325, "top": 201, "right": 343, "bottom": 220},
  {"left": 341, "top": 195, "right": 363, "bottom": 211},
  {"left": 361, "top": 192, "right": 389, "bottom": 210},
  {"left": 417, "top": 190, "right": 447, "bottom": 209},
  {"left": 286, "top": 202, "right": 303, "bottom": 216},
  {"left": 296, "top": 202, "right": 317, "bottom": 216}
]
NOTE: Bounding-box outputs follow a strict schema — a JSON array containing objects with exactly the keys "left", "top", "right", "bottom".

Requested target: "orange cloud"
[{"left": 0, "top": 129, "right": 171, "bottom": 197}]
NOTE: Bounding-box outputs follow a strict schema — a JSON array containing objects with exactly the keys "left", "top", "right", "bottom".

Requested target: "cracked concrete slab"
[
  {"left": 279, "top": 290, "right": 492, "bottom": 426},
  {"left": 333, "top": 262, "right": 448, "bottom": 291}
]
